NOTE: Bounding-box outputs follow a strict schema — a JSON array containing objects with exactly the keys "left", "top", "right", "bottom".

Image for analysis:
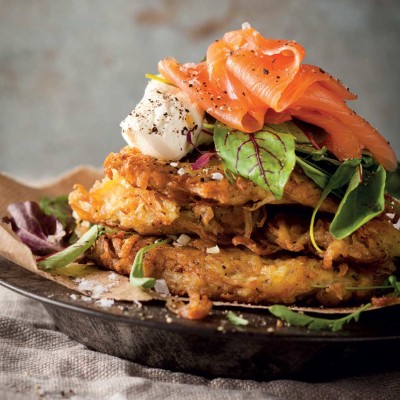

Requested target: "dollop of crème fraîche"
[{"left": 120, "top": 80, "right": 210, "bottom": 160}]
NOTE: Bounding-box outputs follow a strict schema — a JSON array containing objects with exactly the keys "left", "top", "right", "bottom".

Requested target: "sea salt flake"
[
  {"left": 108, "top": 272, "right": 119, "bottom": 281},
  {"left": 95, "top": 298, "right": 114, "bottom": 308},
  {"left": 211, "top": 172, "right": 223, "bottom": 180},
  {"left": 75, "top": 278, "right": 114, "bottom": 299},
  {"left": 154, "top": 279, "right": 170, "bottom": 295},
  {"left": 173, "top": 234, "right": 191, "bottom": 247},
  {"left": 206, "top": 245, "right": 220, "bottom": 254}
]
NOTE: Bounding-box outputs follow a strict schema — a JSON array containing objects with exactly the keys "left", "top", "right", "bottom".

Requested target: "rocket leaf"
[
  {"left": 37, "top": 224, "right": 100, "bottom": 270},
  {"left": 130, "top": 239, "right": 171, "bottom": 289},
  {"left": 269, "top": 303, "right": 371, "bottom": 332}
]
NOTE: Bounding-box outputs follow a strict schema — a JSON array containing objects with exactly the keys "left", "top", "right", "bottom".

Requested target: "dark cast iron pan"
[{"left": 1, "top": 256, "right": 400, "bottom": 382}]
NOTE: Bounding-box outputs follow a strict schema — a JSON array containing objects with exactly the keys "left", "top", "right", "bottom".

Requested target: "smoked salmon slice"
[{"left": 158, "top": 23, "right": 397, "bottom": 171}]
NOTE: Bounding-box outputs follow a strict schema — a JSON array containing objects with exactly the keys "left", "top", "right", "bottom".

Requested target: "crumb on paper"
[
  {"left": 276, "top": 319, "right": 284, "bottom": 328},
  {"left": 133, "top": 300, "right": 142, "bottom": 308}
]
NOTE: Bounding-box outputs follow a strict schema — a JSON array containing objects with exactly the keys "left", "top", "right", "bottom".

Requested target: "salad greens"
[{"left": 212, "top": 120, "right": 398, "bottom": 242}]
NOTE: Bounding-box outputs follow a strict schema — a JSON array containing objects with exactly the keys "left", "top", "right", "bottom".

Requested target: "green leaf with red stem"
[{"left": 214, "top": 123, "right": 296, "bottom": 199}]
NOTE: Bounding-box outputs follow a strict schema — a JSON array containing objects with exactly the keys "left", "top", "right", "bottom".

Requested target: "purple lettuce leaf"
[{"left": 5, "top": 201, "right": 66, "bottom": 255}]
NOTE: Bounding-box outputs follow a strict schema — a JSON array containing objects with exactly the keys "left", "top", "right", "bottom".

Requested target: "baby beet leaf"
[
  {"left": 330, "top": 165, "right": 386, "bottom": 239},
  {"left": 295, "top": 156, "right": 330, "bottom": 190},
  {"left": 269, "top": 121, "right": 308, "bottom": 143},
  {"left": 214, "top": 124, "right": 296, "bottom": 199},
  {"left": 309, "top": 159, "right": 361, "bottom": 252},
  {"left": 385, "top": 162, "right": 400, "bottom": 200}
]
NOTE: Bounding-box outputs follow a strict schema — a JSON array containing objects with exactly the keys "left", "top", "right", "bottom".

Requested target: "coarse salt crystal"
[
  {"left": 206, "top": 245, "right": 220, "bottom": 254},
  {"left": 70, "top": 294, "right": 78, "bottom": 300},
  {"left": 75, "top": 278, "right": 113, "bottom": 299},
  {"left": 174, "top": 234, "right": 191, "bottom": 247},
  {"left": 108, "top": 272, "right": 119, "bottom": 281},
  {"left": 170, "top": 162, "right": 178, "bottom": 167},
  {"left": 95, "top": 298, "right": 114, "bottom": 308},
  {"left": 154, "top": 279, "right": 170, "bottom": 295},
  {"left": 177, "top": 168, "right": 185, "bottom": 175},
  {"left": 211, "top": 172, "right": 223, "bottom": 180}
]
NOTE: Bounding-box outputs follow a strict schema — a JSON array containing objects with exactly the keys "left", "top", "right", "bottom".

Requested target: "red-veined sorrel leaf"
[{"left": 214, "top": 123, "right": 296, "bottom": 199}]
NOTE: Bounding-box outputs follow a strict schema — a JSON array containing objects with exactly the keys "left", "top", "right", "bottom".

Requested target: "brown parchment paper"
[
  {"left": 0, "top": 168, "right": 390, "bottom": 313},
  {"left": 0, "top": 168, "right": 154, "bottom": 302}
]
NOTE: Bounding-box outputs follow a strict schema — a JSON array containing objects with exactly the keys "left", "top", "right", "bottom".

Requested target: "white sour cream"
[{"left": 120, "top": 80, "right": 210, "bottom": 160}]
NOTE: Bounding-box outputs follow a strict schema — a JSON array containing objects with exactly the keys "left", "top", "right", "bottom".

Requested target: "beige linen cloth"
[{"left": 1, "top": 285, "right": 400, "bottom": 400}]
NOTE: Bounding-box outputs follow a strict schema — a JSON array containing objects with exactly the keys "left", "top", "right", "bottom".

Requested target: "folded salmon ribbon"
[{"left": 158, "top": 23, "right": 397, "bottom": 171}]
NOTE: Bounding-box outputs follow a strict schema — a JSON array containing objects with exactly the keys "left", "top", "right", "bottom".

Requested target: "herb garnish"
[
  {"left": 129, "top": 239, "right": 171, "bottom": 289},
  {"left": 268, "top": 303, "right": 371, "bottom": 332},
  {"left": 37, "top": 224, "right": 100, "bottom": 270},
  {"left": 227, "top": 310, "right": 249, "bottom": 326}
]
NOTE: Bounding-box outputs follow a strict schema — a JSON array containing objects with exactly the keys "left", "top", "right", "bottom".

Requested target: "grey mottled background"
[{"left": 1, "top": 0, "right": 399, "bottom": 183}]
